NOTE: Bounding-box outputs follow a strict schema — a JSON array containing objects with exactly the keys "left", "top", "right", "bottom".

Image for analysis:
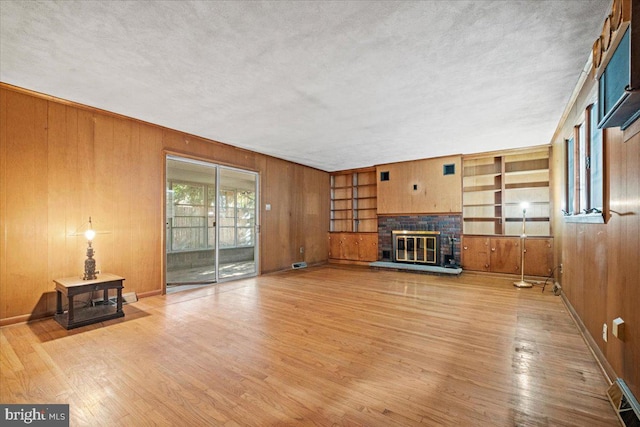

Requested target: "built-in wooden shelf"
[
  {"left": 462, "top": 147, "right": 551, "bottom": 236},
  {"left": 463, "top": 185, "right": 502, "bottom": 192},
  {"left": 464, "top": 203, "right": 502, "bottom": 208},
  {"left": 463, "top": 162, "right": 501, "bottom": 177},
  {"left": 330, "top": 168, "right": 378, "bottom": 233},
  {"left": 505, "top": 181, "right": 549, "bottom": 189},
  {"left": 504, "top": 158, "right": 549, "bottom": 173}
]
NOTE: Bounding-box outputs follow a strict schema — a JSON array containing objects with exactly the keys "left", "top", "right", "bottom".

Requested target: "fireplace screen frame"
[{"left": 392, "top": 230, "right": 440, "bottom": 265}]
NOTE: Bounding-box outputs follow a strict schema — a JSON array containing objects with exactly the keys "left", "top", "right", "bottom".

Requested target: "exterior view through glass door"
[{"left": 166, "top": 156, "right": 258, "bottom": 292}]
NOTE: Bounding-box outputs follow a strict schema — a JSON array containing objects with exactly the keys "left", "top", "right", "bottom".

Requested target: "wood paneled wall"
[
  {"left": 260, "top": 156, "right": 330, "bottom": 273},
  {"left": 551, "top": 76, "right": 640, "bottom": 397},
  {"left": 0, "top": 86, "right": 329, "bottom": 324},
  {"left": 376, "top": 155, "right": 462, "bottom": 214}
]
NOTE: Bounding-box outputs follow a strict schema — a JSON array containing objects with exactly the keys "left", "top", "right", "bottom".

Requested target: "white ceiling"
[{"left": 0, "top": 1, "right": 610, "bottom": 172}]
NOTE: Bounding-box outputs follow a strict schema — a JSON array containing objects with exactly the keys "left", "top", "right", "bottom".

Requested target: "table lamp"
[{"left": 83, "top": 217, "right": 97, "bottom": 280}]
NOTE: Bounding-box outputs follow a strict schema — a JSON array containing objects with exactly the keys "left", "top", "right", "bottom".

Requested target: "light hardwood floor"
[{"left": 1, "top": 265, "right": 618, "bottom": 426}]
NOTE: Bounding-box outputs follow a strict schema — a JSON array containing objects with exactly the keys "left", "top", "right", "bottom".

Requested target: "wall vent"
[
  {"left": 292, "top": 262, "right": 307, "bottom": 269},
  {"left": 607, "top": 379, "right": 640, "bottom": 426}
]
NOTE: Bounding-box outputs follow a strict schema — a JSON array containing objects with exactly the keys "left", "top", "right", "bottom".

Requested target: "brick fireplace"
[{"left": 378, "top": 215, "right": 462, "bottom": 266}]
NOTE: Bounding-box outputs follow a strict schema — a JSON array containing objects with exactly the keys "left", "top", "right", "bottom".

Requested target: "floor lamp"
[{"left": 513, "top": 202, "right": 533, "bottom": 288}]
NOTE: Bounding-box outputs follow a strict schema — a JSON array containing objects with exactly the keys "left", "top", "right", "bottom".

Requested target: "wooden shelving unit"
[
  {"left": 462, "top": 156, "right": 503, "bottom": 235},
  {"left": 330, "top": 173, "right": 353, "bottom": 232},
  {"left": 330, "top": 168, "right": 377, "bottom": 232},
  {"left": 462, "top": 147, "right": 551, "bottom": 236},
  {"left": 503, "top": 149, "right": 551, "bottom": 236}
]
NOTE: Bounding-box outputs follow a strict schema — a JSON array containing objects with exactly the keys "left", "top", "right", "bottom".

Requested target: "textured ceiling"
[{"left": 0, "top": 1, "right": 610, "bottom": 171}]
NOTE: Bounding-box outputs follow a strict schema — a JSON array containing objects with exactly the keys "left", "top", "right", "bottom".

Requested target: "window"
[
  {"left": 589, "top": 104, "right": 604, "bottom": 210},
  {"left": 219, "top": 188, "right": 256, "bottom": 248},
  {"left": 169, "top": 181, "right": 255, "bottom": 251},
  {"left": 564, "top": 103, "right": 604, "bottom": 219},
  {"left": 566, "top": 137, "right": 575, "bottom": 214},
  {"left": 578, "top": 121, "right": 587, "bottom": 211},
  {"left": 169, "top": 182, "right": 207, "bottom": 251},
  {"left": 236, "top": 190, "right": 256, "bottom": 246}
]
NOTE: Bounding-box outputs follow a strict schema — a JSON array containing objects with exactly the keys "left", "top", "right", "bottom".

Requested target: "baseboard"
[
  {"left": 560, "top": 292, "right": 617, "bottom": 384},
  {"left": 138, "top": 289, "right": 162, "bottom": 298},
  {"left": 0, "top": 313, "right": 39, "bottom": 327}
]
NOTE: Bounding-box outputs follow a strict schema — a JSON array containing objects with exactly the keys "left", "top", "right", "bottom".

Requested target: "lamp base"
[{"left": 513, "top": 280, "right": 533, "bottom": 288}]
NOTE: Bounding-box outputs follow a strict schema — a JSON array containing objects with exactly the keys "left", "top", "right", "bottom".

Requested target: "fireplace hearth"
[{"left": 392, "top": 230, "right": 440, "bottom": 265}]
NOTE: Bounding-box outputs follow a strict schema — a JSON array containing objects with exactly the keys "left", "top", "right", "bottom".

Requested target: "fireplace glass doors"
[{"left": 392, "top": 230, "right": 440, "bottom": 265}]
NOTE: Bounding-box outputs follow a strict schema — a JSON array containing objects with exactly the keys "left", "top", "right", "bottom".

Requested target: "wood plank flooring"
[{"left": 0, "top": 265, "right": 618, "bottom": 426}]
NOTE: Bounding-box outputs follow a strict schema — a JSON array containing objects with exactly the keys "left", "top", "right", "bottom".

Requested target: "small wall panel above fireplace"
[{"left": 376, "top": 155, "right": 462, "bottom": 215}]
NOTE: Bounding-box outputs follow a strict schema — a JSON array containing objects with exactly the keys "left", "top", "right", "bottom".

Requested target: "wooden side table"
[{"left": 54, "top": 273, "right": 125, "bottom": 329}]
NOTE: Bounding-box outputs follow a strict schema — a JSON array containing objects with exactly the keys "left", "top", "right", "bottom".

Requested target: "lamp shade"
[{"left": 84, "top": 228, "right": 96, "bottom": 241}]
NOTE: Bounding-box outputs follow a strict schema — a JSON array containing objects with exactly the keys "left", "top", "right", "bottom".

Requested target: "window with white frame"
[
  {"left": 219, "top": 188, "right": 256, "bottom": 248},
  {"left": 168, "top": 181, "right": 255, "bottom": 251},
  {"left": 565, "top": 103, "right": 604, "bottom": 217}
]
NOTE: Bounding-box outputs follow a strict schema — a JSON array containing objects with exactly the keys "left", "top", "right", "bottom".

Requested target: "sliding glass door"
[
  {"left": 165, "top": 156, "right": 258, "bottom": 292},
  {"left": 218, "top": 167, "right": 258, "bottom": 280}
]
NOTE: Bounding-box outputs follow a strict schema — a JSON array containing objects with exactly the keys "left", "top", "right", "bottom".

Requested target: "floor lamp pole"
[{"left": 514, "top": 203, "right": 532, "bottom": 288}]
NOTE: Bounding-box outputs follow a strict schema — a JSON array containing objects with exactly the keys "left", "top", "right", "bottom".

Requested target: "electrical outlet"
[
  {"left": 300, "top": 246, "right": 304, "bottom": 254},
  {"left": 559, "top": 263, "right": 563, "bottom": 274},
  {"left": 602, "top": 323, "right": 608, "bottom": 342},
  {"left": 613, "top": 317, "right": 625, "bottom": 340}
]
